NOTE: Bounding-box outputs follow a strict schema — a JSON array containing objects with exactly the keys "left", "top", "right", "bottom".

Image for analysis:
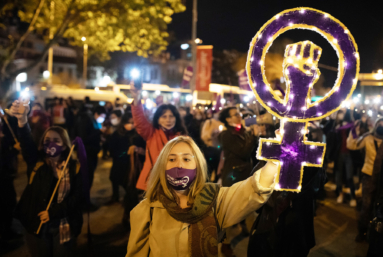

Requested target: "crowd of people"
[{"left": 0, "top": 86, "right": 383, "bottom": 257}]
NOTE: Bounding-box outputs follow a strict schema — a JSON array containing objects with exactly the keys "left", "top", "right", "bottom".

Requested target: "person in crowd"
[
  {"left": 108, "top": 111, "right": 144, "bottom": 204},
  {"left": 201, "top": 108, "right": 224, "bottom": 181},
  {"left": 102, "top": 110, "right": 123, "bottom": 160},
  {"left": 185, "top": 109, "right": 205, "bottom": 149},
  {"left": 324, "top": 110, "right": 356, "bottom": 207},
  {"left": 65, "top": 97, "right": 77, "bottom": 139},
  {"left": 9, "top": 99, "right": 83, "bottom": 257},
  {"left": 130, "top": 85, "right": 188, "bottom": 190},
  {"left": 218, "top": 107, "right": 258, "bottom": 187},
  {"left": 74, "top": 105, "right": 106, "bottom": 188},
  {"left": 0, "top": 108, "right": 21, "bottom": 241},
  {"left": 179, "top": 106, "right": 193, "bottom": 129},
  {"left": 126, "top": 136, "right": 277, "bottom": 256},
  {"left": 51, "top": 97, "right": 66, "bottom": 128},
  {"left": 347, "top": 117, "right": 383, "bottom": 242},
  {"left": 29, "top": 103, "right": 52, "bottom": 144}
]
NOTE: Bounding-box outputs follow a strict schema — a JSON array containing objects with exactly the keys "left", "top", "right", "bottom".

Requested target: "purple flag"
[
  {"left": 237, "top": 69, "right": 251, "bottom": 91},
  {"left": 181, "top": 66, "right": 193, "bottom": 88}
]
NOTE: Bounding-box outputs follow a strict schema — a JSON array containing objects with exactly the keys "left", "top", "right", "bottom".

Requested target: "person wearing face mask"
[
  {"left": 126, "top": 136, "right": 277, "bottom": 257},
  {"left": 108, "top": 112, "right": 145, "bottom": 205},
  {"left": 130, "top": 85, "right": 188, "bottom": 191},
  {"left": 102, "top": 110, "right": 123, "bottom": 160},
  {"left": 74, "top": 105, "right": 107, "bottom": 189},
  {"left": 347, "top": 117, "right": 383, "bottom": 242},
  {"left": 9, "top": 99, "right": 83, "bottom": 257},
  {"left": 218, "top": 107, "right": 259, "bottom": 187}
]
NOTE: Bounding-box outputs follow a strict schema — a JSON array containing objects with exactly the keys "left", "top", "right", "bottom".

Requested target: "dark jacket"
[
  {"left": 219, "top": 125, "right": 256, "bottom": 187},
  {"left": 14, "top": 124, "right": 83, "bottom": 237},
  {"left": 109, "top": 129, "right": 146, "bottom": 184},
  {"left": 248, "top": 162, "right": 326, "bottom": 257},
  {"left": 74, "top": 111, "right": 102, "bottom": 152}
]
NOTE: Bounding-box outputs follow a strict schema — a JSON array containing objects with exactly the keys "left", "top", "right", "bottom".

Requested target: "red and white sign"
[{"left": 196, "top": 45, "right": 213, "bottom": 92}]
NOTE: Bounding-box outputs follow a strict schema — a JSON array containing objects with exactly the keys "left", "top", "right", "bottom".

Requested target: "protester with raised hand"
[
  {"left": 10, "top": 99, "right": 83, "bottom": 257},
  {"left": 126, "top": 136, "right": 277, "bottom": 256},
  {"left": 130, "top": 83, "right": 187, "bottom": 190}
]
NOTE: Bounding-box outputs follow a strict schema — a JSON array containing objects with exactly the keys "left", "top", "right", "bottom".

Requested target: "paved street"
[{"left": 1, "top": 155, "right": 369, "bottom": 257}]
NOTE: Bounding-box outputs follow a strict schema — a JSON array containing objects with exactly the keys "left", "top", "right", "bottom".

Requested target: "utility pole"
[
  {"left": 190, "top": 0, "right": 197, "bottom": 93},
  {"left": 47, "top": 1, "right": 54, "bottom": 85},
  {"left": 82, "top": 37, "right": 88, "bottom": 88}
]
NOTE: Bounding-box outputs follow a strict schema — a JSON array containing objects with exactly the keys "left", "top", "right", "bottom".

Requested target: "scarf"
[
  {"left": 158, "top": 183, "right": 221, "bottom": 257},
  {"left": 162, "top": 127, "right": 176, "bottom": 140}
]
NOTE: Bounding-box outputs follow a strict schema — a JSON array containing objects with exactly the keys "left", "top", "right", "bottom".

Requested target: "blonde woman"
[{"left": 126, "top": 136, "right": 278, "bottom": 256}]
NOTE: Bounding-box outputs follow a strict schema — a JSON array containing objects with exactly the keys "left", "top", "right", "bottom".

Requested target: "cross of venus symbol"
[{"left": 247, "top": 7, "right": 359, "bottom": 191}]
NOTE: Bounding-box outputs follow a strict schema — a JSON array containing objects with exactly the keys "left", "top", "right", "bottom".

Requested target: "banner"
[
  {"left": 196, "top": 45, "right": 213, "bottom": 92},
  {"left": 181, "top": 66, "right": 193, "bottom": 88},
  {"left": 237, "top": 69, "right": 251, "bottom": 91}
]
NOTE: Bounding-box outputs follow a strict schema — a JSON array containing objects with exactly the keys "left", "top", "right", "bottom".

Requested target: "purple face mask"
[
  {"left": 165, "top": 167, "right": 197, "bottom": 191},
  {"left": 43, "top": 142, "right": 63, "bottom": 157}
]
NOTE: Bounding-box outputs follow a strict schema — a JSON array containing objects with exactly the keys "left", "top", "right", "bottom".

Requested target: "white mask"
[
  {"left": 96, "top": 116, "right": 105, "bottom": 124},
  {"left": 111, "top": 118, "right": 119, "bottom": 126}
]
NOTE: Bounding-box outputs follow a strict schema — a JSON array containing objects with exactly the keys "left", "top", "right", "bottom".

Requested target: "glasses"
[{"left": 231, "top": 112, "right": 242, "bottom": 118}]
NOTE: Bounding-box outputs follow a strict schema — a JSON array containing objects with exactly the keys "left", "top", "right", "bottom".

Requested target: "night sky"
[{"left": 168, "top": 0, "right": 383, "bottom": 75}]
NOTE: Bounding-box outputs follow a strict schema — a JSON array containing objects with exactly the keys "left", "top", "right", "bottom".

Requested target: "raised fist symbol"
[{"left": 282, "top": 41, "right": 322, "bottom": 116}]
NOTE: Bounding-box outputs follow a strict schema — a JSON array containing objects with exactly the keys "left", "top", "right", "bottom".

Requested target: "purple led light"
[{"left": 249, "top": 8, "right": 358, "bottom": 120}]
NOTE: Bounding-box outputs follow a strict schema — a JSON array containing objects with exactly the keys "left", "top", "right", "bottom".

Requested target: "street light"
[
  {"left": 155, "top": 90, "right": 161, "bottom": 96},
  {"left": 130, "top": 68, "right": 140, "bottom": 79},
  {"left": 181, "top": 44, "right": 190, "bottom": 50},
  {"left": 173, "top": 92, "right": 179, "bottom": 98},
  {"left": 82, "top": 37, "right": 88, "bottom": 88},
  {"left": 43, "top": 70, "right": 50, "bottom": 79},
  {"left": 195, "top": 38, "right": 202, "bottom": 44}
]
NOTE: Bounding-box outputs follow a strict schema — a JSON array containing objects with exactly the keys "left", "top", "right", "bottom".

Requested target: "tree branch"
[{"left": 0, "top": 0, "right": 46, "bottom": 76}]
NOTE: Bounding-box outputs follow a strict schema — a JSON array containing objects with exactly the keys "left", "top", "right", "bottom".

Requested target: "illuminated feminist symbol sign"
[{"left": 247, "top": 7, "right": 360, "bottom": 191}]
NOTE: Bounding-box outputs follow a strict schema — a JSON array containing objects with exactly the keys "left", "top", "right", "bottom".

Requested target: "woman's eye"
[
  {"left": 183, "top": 158, "right": 190, "bottom": 162},
  {"left": 169, "top": 158, "right": 175, "bottom": 162}
]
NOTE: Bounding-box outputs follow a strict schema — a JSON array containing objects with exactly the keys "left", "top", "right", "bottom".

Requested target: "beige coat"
[
  {"left": 347, "top": 133, "right": 382, "bottom": 176},
  {"left": 126, "top": 167, "right": 275, "bottom": 257}
]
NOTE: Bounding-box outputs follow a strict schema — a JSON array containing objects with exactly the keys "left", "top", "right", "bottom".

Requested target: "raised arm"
[
  {"left": 10, "top": 99, "right": 39, "bottom": 177},
  {"left": 347, "top": 131, "right": 368, "bottom": 150},
  {"left": 215, "top": 161, "right": 277, "bottom": 228},
  {"left": 131, "top": 102, "right": 154, "bottom": 141}
]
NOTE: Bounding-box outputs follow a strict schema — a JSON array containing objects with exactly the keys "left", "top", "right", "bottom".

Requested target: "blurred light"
[
  {"left": 173, "top": 92, "right": 179, "bottom": 98},
  {"left": 41, "top": 86, "right": 47, "bottom": 91},
  {"left": 142, "top": 90, "right": 148, "bottom": 97},
  {"left": 195, "top": 38, "right": 202, "bottom": 44},
  {"left": 155, "top": 90, "right": 161, "bottom": 95},
  {"left": 380, "top": 106, "right": 383, "bottom": 110},
  {"left": 95, "top": 87, "right": 99, "bottom": 92},
  {"left": 81, "top": 37, "right": 86, "bottom": 42},
  {"left": 99, "top": 101, "right": 105, "bottom": 106},
  {"left": 130, "top": 68, "right": 140, "bottom": 79},
  {"left": 145, "top": 99, "right": 153, "bottom": 109},
  {"left": 186, "top": 94, "right": 193, "bottom": 101},
  {"left": 357, "top": 94, "right": 361, "bottom": 98},
  {"left": 25, "top": 87, "right": 29, "bottom": 91},
  {"left": 365, "top": 100, "right": 370, "bottom": 104},
  {"left": 181, "top": 44, "right": 189, "bottom": 50},
  {"left": 101, "top": 75, "right": 111, "bottom": 86},
  {"left": 205, "top": 107, "right": 208, "bottom": 110},
  {"left": 368, "top": 110, "right": 373, "bottom": 117},
  {"left": 353, "top": 97, "right": 359, "bottom": 103},
  {"left": 16, "top": 72, "right": 27, "bottom": 82},
  {"left": 220, "top": 98, "right": 226, "bottom": 104},
  {"left": 378, "top": 69, "right": 383, "bottom": 74},
  {"left": 20, "top": 90, "right": 29, "bottom": 99},
  {"left": 244, "top": 96, "right": 249, "bottom": 102},
  {"left": 43, "top": 70, "right": 50, "bottom": 79},
  {"left": 374, "top": 98, "right": 381, "bottom": 104}
]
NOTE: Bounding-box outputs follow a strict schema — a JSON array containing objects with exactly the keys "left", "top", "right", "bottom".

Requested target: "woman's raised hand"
[
  {"left": 130, "top": 82, "right": 141, "bottom": 106},
  {"left": 10, "top": 98, "right": 30, "bottom": 127}
]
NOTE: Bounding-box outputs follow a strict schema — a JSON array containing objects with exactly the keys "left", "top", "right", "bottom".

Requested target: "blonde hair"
[{"left": 145, "top": 136, "right": 208, "bottom": 202}]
